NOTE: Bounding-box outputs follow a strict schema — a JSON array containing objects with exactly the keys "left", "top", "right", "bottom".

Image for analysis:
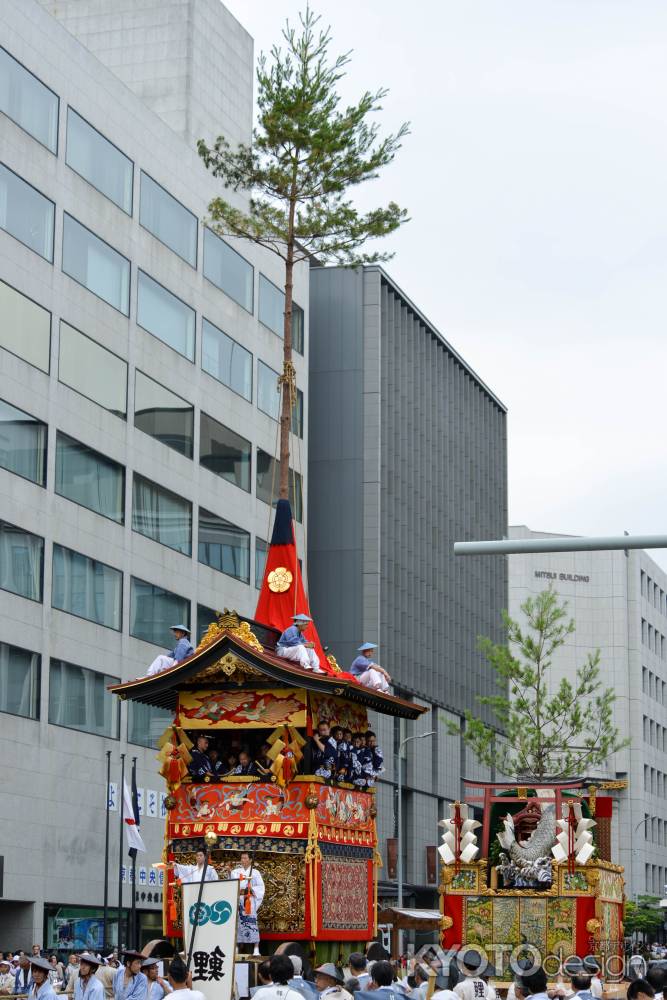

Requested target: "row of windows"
[
  {"left": 0, "top": 518, "right": 269, "bottom": 635},
  {"left": 1, "top": 272, "right": 303, "bottom": 435},
  {"left": 645, "top": 864, "right": 667, "bottom": 897},
  {"left": 0, "top": 47, "right": 304, "bottom": 351},
  {"left": 644, "top": 764, "right": 667, "bottom": 797},
  {"left": 0, "top": 638, "right": 171, "bottom": 746},
  {"left": 642, "top": 667, "right": 666, "bottom": 704},
  {"left": 641, "top": 618, "right": 666, "bottom": 660},
  {"left": 641, "top": 571, "right": 667, "bottom": 617},
  {"left": 644, "top": 813, "right": 667, "bottom": 847},
  {"left": 643, "top": 715, "right": 667, "bottom": 753},
  {"left": 0, "top": 392, "right": 303, "bottom": 521}
]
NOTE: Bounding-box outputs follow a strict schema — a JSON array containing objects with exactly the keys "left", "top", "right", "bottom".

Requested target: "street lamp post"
[{"left": 396, "top": 729, "right": 436, "bottom": 957}]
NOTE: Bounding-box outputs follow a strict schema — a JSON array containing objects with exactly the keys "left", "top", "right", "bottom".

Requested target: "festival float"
[
  {"left": 439, "top": 780, "right": 626, "bottom": 977},
  {"left": 111, "top": 499, "right": 426, "bottom": 962}
]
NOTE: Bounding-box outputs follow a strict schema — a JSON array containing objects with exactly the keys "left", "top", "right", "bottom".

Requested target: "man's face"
[
  {"left": 240, "top": 853, "right": 251, "bottom": 868},
  {"left": 344, "top": 731, "right": 352, "bottom": 743},
  {"left": 363, "top": 648, "right": 373, "bottom": 658},
  {"left": 32, "top": 947, "right": 40, "bottom": 956},
  {"left": 19, "top": 958, "right": 30, "bottom": 970},
  {"left": 239, "top": 752, "right": 250, "bottom": 766},
  {"left": 172, "top": 629, "right": 186, "bottom": 641},
  {"left": 129, "top": 959, "right": 142, "bottom": 975},
  {"left": 49, "top": 958, "right": 57, "bottom": 967},
  {"left": 315, "top": 973, "right": 337, "bottom": 992},
  {"left": 68, "top": 956, "right": 76, "bottom": 966},
  {"left": 366, "top": 734, "right": 376, "bottom": 748},
  {"left": 196, "top": 851, "right": 205, "bottom": 865},
  {"left": 31, "top": 968, "right": 47, "bottom": 986},
  {"left": 318, "top": 724, "right": 330, "bottom": 739},
  {"left": 197, "top": 737, "right": 209, "bottom": 752},
  {"left": 146, "top": 967, "right": 158, "bottom": 981},
  {"left": 79, "top": 962, "right": 93, "bottom": 978},
  {"left": 209, "top": 749, "right": 218, "bottom": 761},
  {"left": 353, "top": 735, "right": 363, "bottom": 748},
  {"left": 332, "top": 728, "right": 343, "bottom": 742}
]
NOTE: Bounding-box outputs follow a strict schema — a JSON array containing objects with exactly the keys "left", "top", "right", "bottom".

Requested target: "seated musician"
[
  {"left": 309, "top": 720, "right": 338, "bottom": 780},
  {"left": 227, "top": 749, "right": 258, "bottom": 777},
  {"left": 188, "top": 733, "right": 214, "bottom": 779},
  {"left": 208, "top": 746, "right": 225, "bottom": 778}
]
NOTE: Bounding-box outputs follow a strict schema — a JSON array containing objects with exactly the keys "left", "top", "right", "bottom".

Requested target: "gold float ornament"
[
  {"left": 164, "top": 794, "right": 177, "bottom": 810},
  {"left": 268, "top": 567, "right": 293, "bottom": 593},
  {"left": 204, "top": 830, "right": 218, "bottom": 848},
  {"left": 442, "top": 916, "right": 454, "bottom": 930},
  {"left": 586, "top": 918, "right": 601, "bottom": 934}
]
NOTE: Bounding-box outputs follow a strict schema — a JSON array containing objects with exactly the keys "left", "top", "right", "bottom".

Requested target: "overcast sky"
[{"left": 225, "top": 0, "right": 667, "bottom": 569}]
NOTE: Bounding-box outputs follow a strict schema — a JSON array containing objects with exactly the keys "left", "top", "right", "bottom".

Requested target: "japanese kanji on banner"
[{"left": 182, "top": 879, "right": 239, "bottom": 1000}]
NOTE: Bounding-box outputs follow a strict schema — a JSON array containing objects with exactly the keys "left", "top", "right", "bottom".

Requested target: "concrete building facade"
[
  {"left": 0, "top": 0, "right": 309, "bottom": 948},
  {"left": 508, "top": 525, "right": 667, "bottom": 900},
  {"left": 308, "top": 265, "right": 508, "bottom": 913}
]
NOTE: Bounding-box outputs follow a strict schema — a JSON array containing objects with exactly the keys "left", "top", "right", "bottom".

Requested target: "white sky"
[{"left": 224, "top": 0, "right": 667, "bottom": 569}]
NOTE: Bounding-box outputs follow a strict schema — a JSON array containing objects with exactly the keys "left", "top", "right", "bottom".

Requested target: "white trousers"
[
  {"left": 277, "top": 644, "right": 321, "bottom": 671},
  {"left": 147, "top": 654, "right": 176, "bottom": 676},
  {"left": 358, "top": 667, "right": 390, "bottom": 692}
]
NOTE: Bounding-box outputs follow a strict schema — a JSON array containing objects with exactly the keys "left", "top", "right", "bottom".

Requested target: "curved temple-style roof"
[{"left": 110, "top": 626, "right": 427, "bottom": 720}]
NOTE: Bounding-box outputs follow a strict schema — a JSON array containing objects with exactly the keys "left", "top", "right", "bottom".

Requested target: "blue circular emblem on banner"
[{"left": 188, "top": 900, "right": 232, "bottom": 926}]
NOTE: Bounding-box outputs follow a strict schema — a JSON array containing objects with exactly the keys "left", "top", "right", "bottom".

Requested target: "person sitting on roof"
[
  {"left": 276, "top": 614, "right": 323, "bottom": 672},
  {"left": 349, "top": 643, "right": 391, "bottom": 692},
  {"left": 146, "top": 625, "right": 194, "bottom": 676}
]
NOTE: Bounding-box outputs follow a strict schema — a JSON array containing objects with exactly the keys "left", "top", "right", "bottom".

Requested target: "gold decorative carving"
[
  {"left": 598, "top": 780, "right": 628, "bottom": 790},
  {"left": 228, "top": 620, "right": 265, "bottom": 653},
  {"left": 586, "top": 918, "right": 601, "bottom": 934},
  {"left": 442, "top": 916, "right": 453, "bottom": 930},
  {"left": 268, "top": 567, "right": 293, "bottom": 593},
  {"left": 189, "top": 653, "right": 263, "bottom": 684},
  {"left": 441, "top": 868, "right": 455, "bottom": 886},
  {"left": 516, "top": 787, "right": 528, "bottom": 799},
  {"left": 588, "top": 785, "right": 597, "bottom": 816},
  {"left": 326, "top": 654, "right": 343, "bottom": 674},
  {"left": 195, "top": 609, "right": 264, "bottom": 656}
]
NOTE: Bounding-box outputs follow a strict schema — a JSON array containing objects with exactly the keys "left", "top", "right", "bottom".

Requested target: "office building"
[
  {"left": 0, "top": 0, "right": 309, "bottom": 947},
  {"left": 308, "top": 265, "right": 508, "bottom": 914},
  {"left": 509, "top": 525, "right": 667, "bottom": 900}
]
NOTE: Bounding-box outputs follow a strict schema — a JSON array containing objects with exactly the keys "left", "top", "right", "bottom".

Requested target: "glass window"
[
  {"left": 292, "top": 387, "right": 304, "bottom": 438},
  {"left": 0, "top": 398, "right": 46, "bottom": 485},
  {"left": 0, "top": 279, "right": 51, "bottom": 372},
  {"left": 140, "top": 172, "right": 197, "bottom": 266},
  {"left": 203, "top": 228, "right": 253, "bottom": 313},
  {"left": 0, "top": 519, "right": 43, "bottom": 601},
  {"left": 55, "top": 432, "right": 125, "bottom": 523},
  {"left": 132, "top": 474, "right": 192, "bottom": 556},
  {"left": 52, "top": 544, "right": 122, "bottom": 630},
  {"left": 198, "top": 508, "right": 249, "bottom": 583},
  {"left": 66, "top": 108, "right": 133, "bottom": 213},
  {"left": 0, "top": 640, "right": 40, "bottom": 720},
  {"left": 0, "top": 46, "right": 59, "bottom": 152},
  {"left": 199, "top": 412, "right": 250, "bottom": 492},
  {"left": 134, "top": 371, "right": 194, "bottom": 459},
  {"left": 128, "top": 701, "right": 173, "bottom": 749},
  {"left": 62, "top": 214, "right": 130, "bottom": 314},
  {"left": 258, "top": 275, "right": 305, "bottom": 354},
  {"left": 49, "top": 659, "right": 119, "bottom": 737},
  {"left": 59, "top": 321, "right": 127, "bottom": 417},
  {"left": 202, "top": 318, "right": 252, "bottom": 401},
  {"left": 137, "top": 270, "right": 195, "bottom": 360},
  {"left": 257, "top": 361, "right": 280, "bottom": 421},
  {"left": 255, "top": 538, "right": 268, "bottom": 590},
  {"left": 256, "top": 449, "right": 303, "bottom": 522},
  {"left": 130, "top": 577, "right": 190, "bottom": 647},
  {"left": 197, "top": 604, "right": 218, "bottom": 644},
  {"left": 0, "top": 164, "right": 54, "bottom": 261}
]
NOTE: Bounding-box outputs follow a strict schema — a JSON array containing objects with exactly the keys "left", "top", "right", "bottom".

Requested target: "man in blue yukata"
[
  {"left": 146, "top": 625, "right": 194, "bottom": 676},
  {"left": 276, "top": 614, "right": 323, "bottom": 672},
  {"left": 349, "top": 643, "right": 391, "bottom": 692}
]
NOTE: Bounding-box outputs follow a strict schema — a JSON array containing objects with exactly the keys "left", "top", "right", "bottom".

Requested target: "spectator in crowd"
[
  {"left": 15, "top": 954, "right": 34, "bottom": 995},
  {"left": 411, "top": 965, "right": 432, "bottom": 1000},
  {"left": 141, "top": 960, "right": 171, "bottom": 1000},
  {"left": 627, "top": 982, "right": 654, "bottom": 1000},
  {"left": 112, "top": 952, "right": 147, "bottom": 1000},
  {"left": 250, "top": 960, "right": 272, "bottom": 998},
  {"left": 344, "top": 982, "right": 359, "bottom": 997},
  {"left": 165, "top": 958, "right": 204, "bottom": 1000},
  {"left": 646, "top": 967, "right": 666, "bottom": 1000},
  {"left": 366, "top": 961, "right": 399, "bottom": 1000},
  {"left": 0, "top": 959, "right": 15, "bottom": 996},
  {"left": 74, "top": 954, "right": 103, "bottom": 1000},
  {"left": 347, "top": 956, "right": 370, "bottom": 991},
  {"left": 568, "top": 975, "right": 594, "bottom": 1000},
  {"left": 453, "top": 952, "right": 496, "bottom": 1000},
  {"left": 46, "top": 958, "right": 63, "bottom": 993},
  {"left": 28, "top": 958, "right": 56, "bottom": 1000},
  {"left": 287, "top": 956, "right": 317, "bottom": 1000},
  {"left": 31, "top": 951, "right": 42, "bottom": 962},
  {"left": 96, "top": 961, "right": 116, "bottom": 1000},
  {"left": 313, "top": 965, "right": 351, "bottom": 1000},
  {"left": 65, "top": 957, "right": 79, "bottom": 989},
  {"left": 516, "top": 968, "right": 549, "bottom": 1000},
  {"left": 252, "top": 955, "right": 305, "bottom": 1000}
]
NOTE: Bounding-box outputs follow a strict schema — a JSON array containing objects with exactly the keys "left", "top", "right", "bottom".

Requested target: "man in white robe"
[
  {"left": 230, "top": 852, "right": 265, "bottom": 954},
  {"left": 172, "top": 850, "right": 219, "bottom": 884}
]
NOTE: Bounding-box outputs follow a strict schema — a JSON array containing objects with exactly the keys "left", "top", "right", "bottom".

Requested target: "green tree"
[
  {"left": 459, "top": 588, "right": 628, "bottom": 782},
  {"left": 198, "top": 7, "right": 408, "bottom": 498},
  {"left": 624, "top": 897, "right": 664, "bottom": 938}
]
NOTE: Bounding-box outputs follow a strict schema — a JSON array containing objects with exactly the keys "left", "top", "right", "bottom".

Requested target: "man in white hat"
[
  {"left": 276, "top": 615, "right": 322, "bottom": 672},
  {"left": 349, "top": 643, "right": 391, "bottom": 692},
  {"left": 75, "top": 955, "right": 104, "bottom": 1000},
  {"left": 0, "top": 959, "right": 15, "bottom": 995},
  {"left": 146, "top": 626, "right": 194, "bottom": 677},
  {"left": 313, "top": 965, "right": 352, "bottom": 1000},
  {"left": 27, "top": 958, "right": 57, "bottom": 1000}
]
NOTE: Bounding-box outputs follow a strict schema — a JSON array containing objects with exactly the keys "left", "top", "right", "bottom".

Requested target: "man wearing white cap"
[
  {"left": 276, "top": 615, "right": 322, "bottom": 672},
  {"left": 349, "top": 644, "right": 391, "bottom": 692},
  {"left": 146, "top": 626, "right": 194, "bottom": 677},
  {"left": 0, "top": 959, "right": 14, "bottom": 995}
]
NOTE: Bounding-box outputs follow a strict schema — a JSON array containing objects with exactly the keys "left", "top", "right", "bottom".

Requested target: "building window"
[
  {"left": 139, "top": 172, "right": 197, "bottom": 266},
  {"left": 257, "top": 361, "right": 280, "bottom": 421},
  {"left": 198, "top": 508, "right": 250, "bottom": 583},
  {"left": 59, "top": 321, "right": 128, "bottom": 417},
  {"left": 0, "top": 164, "right": 54, "bottom": 261},
  {"left": 55, "top": 432, "right": 125, "bottom": 523},
  {"left": 0, "top": 398, "right": 47, "bottom": 485},
  {"left": 66, "top": 108, "right": 133, "bottom": 213},
  {"left": 292, "top": 388, "right": 304, "bottom": 438},
  {"left": 62, "top": 214, "right": 130, "bottom": 315},
  {"left": 256, "top": 448, "right": 303, "bottom": 522},
  {"left": 0, "top": 641, "right": 40, "bottom": 720},
  {"left": 0, "top": 520, "right": 43, "bottom": 601},
  {"left": 0, "top": 46, "right": 59, "bottom": 152},
  {"left": 197, "top": 604, "right": 218, "bottom": 644},
  {"left": 202, "top": 318, "right": 252, "bottom": 401},
  {"left": 134, "top": 371, "right": 194, "bottom": 459},
  {"left": 137, "top": 270, "right": 195, "bottom": 361},
  {"left": 52, "top": 544, "right": 123, "bottom": 630},
  {"left": 255, "top": 538, "right": 268, "bottom": 590},
  {"left": 199, "top": 412, "right": 251, "bottom": 493},
  {"left": 132, "top": 474, "right": 192, "bottom": 556},
  {"left": 130, "top": 577, "right": 190, "bottom": 647},
  {"left": 258, "top": 275, "right": 304, "bottom": 354},
  {"left": 127, "top": 701, "right": 174, "bottom": 749},
  {"left": 49, "top": 659, "right": 119, "bottom": 738},
  {"left": 203, "top": 228, "right": 253, "bottom": 313},
  {"left": 0, "top": 279, "right": 51, "bottom": 373}
]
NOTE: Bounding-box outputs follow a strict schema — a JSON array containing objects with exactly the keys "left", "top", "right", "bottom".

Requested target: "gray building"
[
  {"left": 509, "top": 525, "right": 667, "bottom": 900},
  {"left": 0, "top": 0, "right": 309, "bottom": 948},
  {"left": 308, "top": 265, "right": 508, "bottom": 910}
]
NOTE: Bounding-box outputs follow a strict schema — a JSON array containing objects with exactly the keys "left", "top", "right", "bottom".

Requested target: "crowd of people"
[{"left": 187, "top": 724, "right": 384, "bottom": 788}]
